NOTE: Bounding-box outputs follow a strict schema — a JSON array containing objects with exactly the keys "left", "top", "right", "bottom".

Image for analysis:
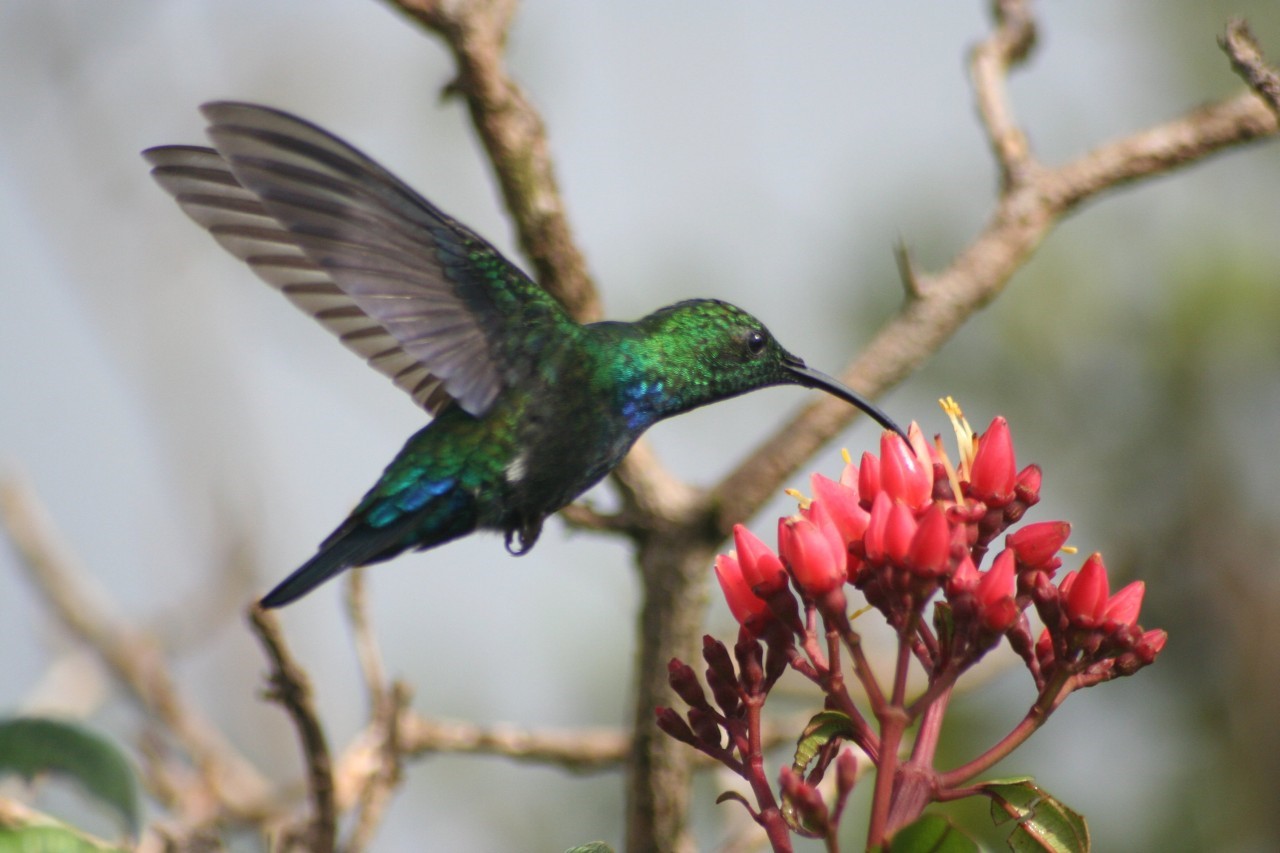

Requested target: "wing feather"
[{"left": 143, "top": 104, "right": 569, "bottom": 416}]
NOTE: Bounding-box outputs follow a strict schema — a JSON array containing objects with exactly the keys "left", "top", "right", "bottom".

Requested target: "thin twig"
[
  {"left": 247, "top": 607, "right": 337, "bottom": 853},
  {"left": 0, "top": 476, "right": 273, "bottom": 822},
  {"left": 338, "top": 570, "right": 406, "bottom": 853},
  {"left": 344, "top": 569, "right": 389, "bottom": 719},
  {"left": 710, "top": 21, "right": 1278, "bottom": 536},
  {"left": 971, "top": 0, "right": 1039, "bottom": 189},
  {"left": 1222, "top": 19, "right": 1280, "bottom": 119},
  {"left": 341, "top": 682, "right": 408, "bottom": 853},
  {"left": 381, "top": 0, "right": 600, "bottom": 322}
]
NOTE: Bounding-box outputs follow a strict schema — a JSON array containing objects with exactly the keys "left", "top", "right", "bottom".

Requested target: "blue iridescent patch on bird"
[
  {"left": 399, "top": 477, "right": 456, "bottom": 512},
  {"left": 621, "top": 379, "right": 666, "bottom": 430}
]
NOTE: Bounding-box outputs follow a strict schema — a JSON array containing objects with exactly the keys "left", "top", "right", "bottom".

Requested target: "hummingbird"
[{"left": 144, "top": 103, "right": 905, "bottom": 608}]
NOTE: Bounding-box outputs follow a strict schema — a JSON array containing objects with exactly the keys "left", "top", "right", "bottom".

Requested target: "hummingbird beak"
[{"left": 784, "top": 356, "right": 908, "bottom": 441}]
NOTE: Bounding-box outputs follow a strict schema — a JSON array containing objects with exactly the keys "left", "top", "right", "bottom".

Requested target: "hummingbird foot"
[{"left": 504, "top": 517, "right": 543, "bottom": 556}]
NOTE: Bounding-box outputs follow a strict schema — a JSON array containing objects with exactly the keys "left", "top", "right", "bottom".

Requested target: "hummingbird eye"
[{"left": 744, "top": 329, "right": 767, "bottom": 356}]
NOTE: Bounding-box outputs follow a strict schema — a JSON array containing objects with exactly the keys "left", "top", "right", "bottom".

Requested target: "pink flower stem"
[
  {"left": 833, "top": 614, "right": 886, "bottom": 712},
  {"left": 800, "top": 602, "right": 830, "bottom": 671},
  {"left": 821, "top": 628, "right": 878, "bottom": 757},
  {"left": 891, "top": 615, "right": 917, "bottom": 707},
  {"left": 740, "top": 691, "right": 792, "bottom": 852},
  {"left": 865, "top": 700, "right": 908, "bottom": 848},
  {"left": 936, "top": 672, "right": 1074, "bottom": 789}
]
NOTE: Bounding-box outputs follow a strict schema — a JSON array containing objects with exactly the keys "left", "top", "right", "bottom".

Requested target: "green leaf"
[
  {"left": 563, "top": 844, "right": 613, "bottom": 853},
  {"left": 0, "top": 717, "right": 139, "bottom": 835},
  {"left": 981, "top": 779, "right": 1090, "bottom": 852},
  {"left": 791, "top": 710, "right": 856, "bottom": 774},
  {"left": 0, "top": 826, "right": 118, "bottom": 853},
  {"left": 888, "top": 814, "right": 980, "bottom": 852}
]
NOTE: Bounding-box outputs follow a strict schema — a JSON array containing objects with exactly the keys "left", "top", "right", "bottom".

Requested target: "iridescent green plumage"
[{"left": 144, "top": 103, "right": 904, "bottom": 607}]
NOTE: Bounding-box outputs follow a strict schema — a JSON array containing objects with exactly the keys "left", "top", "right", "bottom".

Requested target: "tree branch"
[
  {"left": 0, "top": 476, "right": 273, "bottom": 824},
  {"left": 1222, "top": 19, "right": 1280, "bottom": 119},
  {"left": 710, "top": 16, "right": 1278, "bottom": 536},
  {"left": 248, "top": 607, "right": 337, "bottom": 853}
]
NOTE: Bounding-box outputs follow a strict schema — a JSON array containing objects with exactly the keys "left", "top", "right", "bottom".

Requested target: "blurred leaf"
[
  {"left": 0, "top": 826, "right": 119, "bottom": 853},
  {"left": 563, "top": 844, "right": 613, "bottom": 853},
  {"left": 792, "top": 710, "right": 855, "bottom": 774},
  {"left": 0, "top": 718, "right": 139, "bottom": 835},
  {"left": 888, "top": 814, "right": 980, "bottom": 852},
  {"left": 982, "top": 779, "right": 1090, "bottom": 852}
]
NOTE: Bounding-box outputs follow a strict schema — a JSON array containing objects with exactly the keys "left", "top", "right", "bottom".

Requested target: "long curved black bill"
[{"left": 785, "top": 357, "right": 908, "bottom": 441}]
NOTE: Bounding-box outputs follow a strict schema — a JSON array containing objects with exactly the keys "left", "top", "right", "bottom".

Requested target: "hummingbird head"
[{"left": 628, "top": 300, "right": 906, "bottom": 439}]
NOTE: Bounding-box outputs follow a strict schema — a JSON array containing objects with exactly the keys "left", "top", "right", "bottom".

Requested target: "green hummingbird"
[{"left": 144, "top": 103, "right": 905, "bottom": 608}]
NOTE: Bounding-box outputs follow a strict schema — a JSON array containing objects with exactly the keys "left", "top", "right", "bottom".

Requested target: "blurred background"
[{"left": 2, "top": 1, "right": 1278, "bottom": 850}]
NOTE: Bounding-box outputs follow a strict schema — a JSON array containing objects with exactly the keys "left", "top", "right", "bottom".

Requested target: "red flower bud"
[
  {"left": 1006, "top": 521, "right": 1071, "bottom": 570},
  {"left": 655, "top": 707, "right": 698, "bottom": 746},
  {"left": 1064, "top": 553, "right": 1110, "bottom": 628},
  {"left": 714, "top": 554, "right": 771, "bottom": 634},
  {"left": 1015, "top": 464, "right": 1042, "bottom": 503},
  {"left": 779, "top": 766, "right": 830, "bottom": 833},
  {"left": 732, "top": 523, "right": 788, "bottom": 597},
  {"left": 1135, "top": 628, "right": 1168, "bottom": 664},
  {"left": 858, "top": 451, "right": 882, "bottom": 503},
  {"left": 884, "top": 501, "right": 918, "bottom": 565},
  {"left": 907, "top": 421, "right": 935, "bottom": 467},
  {"left": 810, "top": 473, "right": 870, "bottom": 545},
  {"left": 947, "top": 553, "right": 980, "bottom": 596},
  {"left": 667, "top": 659, "right": 711, "bottom": 711},
  {"left": 836, "top": 748, "right": 861, "bottom": 801},
  {"left": 968, "top": 416, "right": 1017, "bottom": 503},
  {"left": 977, "top": 549, "right": 1018, "bottom": 632},
  {"left": 840, "top": 457, "right": 860, "bottom": 490},
  {"left": 907, "top": 504, "right": 951, "bottom": 576},
  {"left": 1102, "top": 580, "right": 1145, "bottom": 629},
  {"left": 779, "top": 504, "right": 847, "bottom": 597},
  {"left": 862, "top": 492, "right": 893, "bottom": 563},
  {"left": 880, "top": 430, "right": 933, "bottom": 509}
]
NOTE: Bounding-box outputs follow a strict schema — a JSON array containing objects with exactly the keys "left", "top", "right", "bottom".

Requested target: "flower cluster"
[{"left": 660, "top": 401, "right": 1166, "bottom": 851}]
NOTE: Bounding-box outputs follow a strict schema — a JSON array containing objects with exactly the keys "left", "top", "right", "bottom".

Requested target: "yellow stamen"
[
  {"left": 850, "top": 603, "right": 874, "bottom": 622},
  {"left": 940, "top": 395, "right": 977, "bottom": 474},
  {"left": 841, "top": 447, "right": 853, "bottom": 465},
  {"left": 1061, "top": 545, "right": 1079, "bottom": 555},
  {"left": 784, "top": 487, "right": 812, "bottom": 509}
]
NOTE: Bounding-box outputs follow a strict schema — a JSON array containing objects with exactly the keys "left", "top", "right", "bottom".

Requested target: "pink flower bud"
[
  {"left": 884, "top": 501, "right": 918, "bottom": 565},
  {"left": 714, "top": 554, "right": 771, "bottom": 634},
  {"left": 778, "top": 766, "right": 830, "bottom": 833},
  {"left": 1135, "top": 628, "right": 1168, "bottom": 664},
  {"left": 810, "top": 473, "right": 870, "bottom": 545},
  {"left": 840, "top": 457, "right": 860, "bottom": 490},
  {"left": 1006, "top": 521, "right": 1071, "bottom": 570},
  {"left": 836, "top": 748, "right": 860, "bottom": 801},
  {"left": 862, "top": 491, "right": 893, "bottom": 563},
  {"left": 1035, "top": 627, "right": 1054, "bottom": 668},
  {"left": 880, "top": 430, "right": 933, "bottom": 509},
  {"left": 1064, "top": 553, "right": 1111, "bottom": 628},
  {"left": 1015, "top": 464, "right": 1042, "bottom": 503},
  {"left": 907, "top": 421, "right": 935, "bottom": 467},
  {"left": 779, "top": 504, "right": 847, "bottom": 597},
  {"left": 1102, "top": 580, "right": 1145, "bottom": 629},
  {"left": 732, "top": 523, "right": 788, "bottom": 597},
  {"left": 977, "top": 549, "right": 1018, "bottom": 632},
  {"left": 907, "top": 504, "right": 951, "bottom": 576},
  {"left": 947, "top": 553, "right": 980, "bottom": 596},
  {"left": 858, "top": 452, "right": 882, "bottom": 502},
  {"left": 968, "top": 416, "right": 1017, "bottom": 503}
]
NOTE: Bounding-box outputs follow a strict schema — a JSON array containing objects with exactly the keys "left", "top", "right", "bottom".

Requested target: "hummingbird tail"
[{"left": 259, "top": 520, "right": 411, "bottom": 608}]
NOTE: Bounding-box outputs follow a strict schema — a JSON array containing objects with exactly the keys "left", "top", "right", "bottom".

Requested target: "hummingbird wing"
[{"left": 143, "top": 102, "right": 568, "bottom": 417}]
